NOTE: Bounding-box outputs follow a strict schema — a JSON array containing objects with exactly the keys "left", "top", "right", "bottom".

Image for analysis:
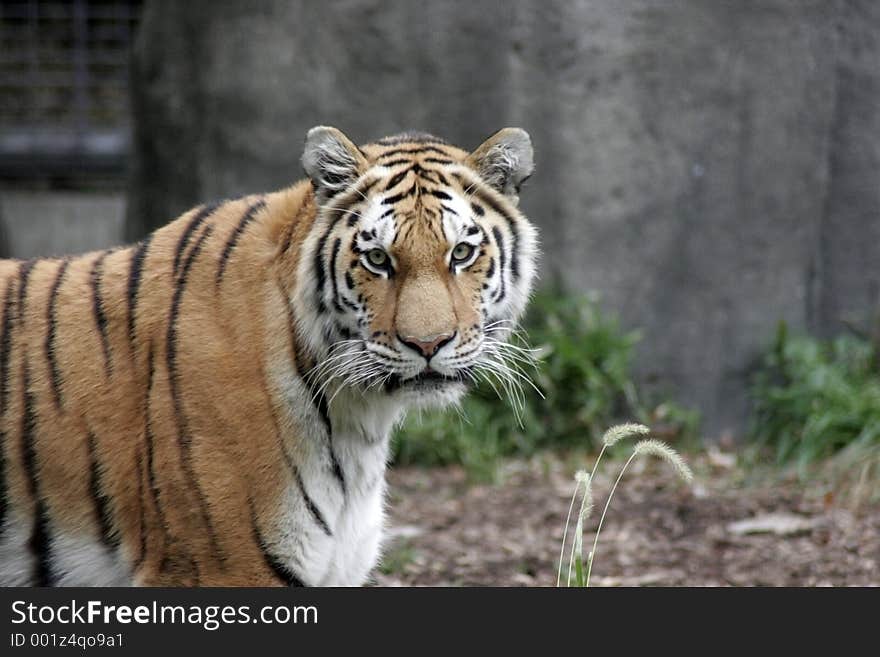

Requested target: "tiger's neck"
[
  {"left": 253, "top": 187, "right": 407, "bottom": 584},
  {"left": 261, "top": 303, "right": 403, "bottom": 585}
]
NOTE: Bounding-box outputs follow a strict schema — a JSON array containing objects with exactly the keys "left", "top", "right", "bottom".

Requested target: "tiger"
[{"left": 0, "top": 126, "right": 537, "bottom": 586}]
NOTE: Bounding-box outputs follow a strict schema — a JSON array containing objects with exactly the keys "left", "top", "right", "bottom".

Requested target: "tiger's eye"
[
  {"left": 451, "top": 243, "right": 474, "bottom": 262},
  {"left": 367, "top": 248, "right": 389, "bottom": 268}
]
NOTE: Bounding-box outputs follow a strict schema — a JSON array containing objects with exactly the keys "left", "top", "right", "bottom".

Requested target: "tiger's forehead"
[
  {"left": 353, "top": 138, "right": 479, "bottom": 252},
  {"left": 360, "top": 134, "right": 469, "bottom": 164},
  {"left": 355, "top": 182, "right": 475, "bottom": 252}
]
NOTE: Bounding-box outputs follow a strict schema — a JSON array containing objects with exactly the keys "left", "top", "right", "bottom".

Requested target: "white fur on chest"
[
  {"left": 317, "top": 457, "right": 387, "bottom": 586},
  {"left": 272, "top": 384, "right": 404, "bottom": 586}
]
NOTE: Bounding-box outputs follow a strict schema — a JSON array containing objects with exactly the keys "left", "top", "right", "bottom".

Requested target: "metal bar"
[
  {"left": 26, "top": 0, "right": 38, "bottom": 124},
  {"left": 72, "top": 0, "right": 89, "bottom": 134},
  {"left": 1, "top": 5, "right": 138, "bottom": 21},
  {"left": 0, "top": 73, "right": 128, "bottom": 86},
  {"left": 0, "top": 1, "right": 142, "bottom": 178}
]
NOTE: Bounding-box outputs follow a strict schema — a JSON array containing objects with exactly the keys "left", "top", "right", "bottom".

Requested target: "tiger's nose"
[{"left": 398, "top": 332, "right": 456, "bottom": 359}]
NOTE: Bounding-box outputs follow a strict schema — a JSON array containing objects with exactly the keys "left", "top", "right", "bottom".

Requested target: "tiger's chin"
[{"left": 384, "top": 371, "right": 469, "bottom": 409}]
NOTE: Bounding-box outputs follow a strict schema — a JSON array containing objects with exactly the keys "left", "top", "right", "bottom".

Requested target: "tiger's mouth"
[{"left": 384, "top": 368, "right": 470, "bottom": 393}]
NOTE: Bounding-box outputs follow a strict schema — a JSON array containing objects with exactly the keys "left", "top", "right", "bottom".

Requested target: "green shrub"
[
  {"left": 392, "top": 289, "right": 697, "bottom": 478},
  {"left": 750, "top": 322, "right": 880, "bottom": 469}
]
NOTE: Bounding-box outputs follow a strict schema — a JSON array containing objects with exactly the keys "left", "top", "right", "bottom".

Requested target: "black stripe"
[
  {"left": 340, "top": 295, "right": 359, "bottom": 312},
  {"left": 287, "top": 305, "right": 306, "bottom": 378},
  {"left": 320, "top": 170, "right": 353, "bottom": 198},
  {"left": 432, "top": 170, "right": 452, "bottom": 187},
  {"left": 382, "top": 183, "right": 418, "bottom": 205},
  {"left": 215, "top": 198, "right": 267, "bottom": 285},
  {"left": 425, "top": 189, "right": 452, "bottom": 201},
  {"left": 423, "top": 157, "right": 455, "bottom": 165},
  {"left": 378, "top": 145, "right": 452, "bottom": 159},
  {"left": 451, "top": 171, "right": 471, "bottom": 191},
  {"left": 280, "top": 224, "right": 295, "bottom": 257},
  {"left": 402, "top": 220, "right": 417, "bottom": 244},
  {"left": 313, "top": 229, "right": 330, "bottom": 314},
  {"left": 90, "top": 251, "right": 113, "bottom": 377},
  {"left": 379, "top": 158, "right": 413, "bottom": 168},
  {"left": 132, "top": 448, "right": 148, "bottom": 571},
  {"left": 16, "top": 259, "right": 37, "bottom": 327},
  {"left": 0, "top": 276, "right": 15, "bottom": 416},
  {"left": 374, "top": 133, "right": 448, "bottom": 146},
  {"left": 312, "top": 191, "right": 371, "bottom": 312},
  {"left": 492, "top": 227, "right": 507, "bottom": 303},
  {"left": 323, "top": 176, "right": 380, "bottom": 206},
  {"left": 384, "top": 170, "right": 409, "bottom": 192},
  {"left": 264, "top": 369, "right": 333, "bottom": 537},
  {"left": 166, "top": 225, "right": 225, "bottom": 564},
  {"left": 289, "top": 312, "right": 312, "bottom": 380},
  {"left": 287, "top": 325, "right": 346, "bottom": 496},
  {"left": 127, "top": 234, "right": 153, "bottom": 348},
  {"left": 30, "top": 501, "right": 53, "bottom": 586},
  {"left": 20, "top": 364, "right": 38, "bottom": 498},
  {"left": 86, "top": 431, "right": 119, "bottom": 549},
  {"left": 426, "top": 210, "right": 443, "bottom": 241},
  {"left": 173, "top": 203, "right": 219, "bottom": 276},
  {"left": 249, "top": 499, "right": 306, "bottom": 586},
  {"left": 144, "top": 416, "right": 164, "bottom": 542},
  {"left": 45, "top": 259, "right": 70, "bottom": 410},
  {"left": 475, "top": 190, "right": 521, "bottom": 281},
  {"left": 21, "top": 363, "right": 53, "bottom": 586},
  {"left": 188, "top": 555, "right": 201, "bottom": 585},
  {"left": 143, "top": 343, "right": 169, "bottom": 562},
  {"left": 325, "top": 164, "right": 381, "bottom": 200},
  {"left": 329, "top": 238, "right": 343, "bottom": 313},
  {"left": 297, "top": 469, "right": 332, "bottom": 536},
  {"left": 314, "top": 390, "right": 347, "bottom": 495},
  {"left": 356, "top": 176, "right": 381, "bottom": 198},
  {"left": 315, "top": 389, "right": 332, "bottom": 435},
  {"left": 279, "top": 448, "right": 332, "bottom": 537}
]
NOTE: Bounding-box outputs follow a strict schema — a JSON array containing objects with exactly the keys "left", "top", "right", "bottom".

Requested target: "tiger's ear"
[
  {"left": 466, "top": 128, "right": 534, "bottom": 205},
  {"left": 302, "top": 126, "right": 368, "bottom": 202}
]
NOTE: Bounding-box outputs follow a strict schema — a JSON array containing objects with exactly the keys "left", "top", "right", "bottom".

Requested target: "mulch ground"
[{"left": 371, "top": 451, "right": 879, "bottom": 586}]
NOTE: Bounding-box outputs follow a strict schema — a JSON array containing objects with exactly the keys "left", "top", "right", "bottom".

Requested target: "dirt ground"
[{"left": 371, "top": 451, "right": 879, "bottom": 587}]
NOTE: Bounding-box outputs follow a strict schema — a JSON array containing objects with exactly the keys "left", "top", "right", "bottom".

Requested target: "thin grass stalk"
[
  {"left": 566, "top": 472, "right": 593, "bottom": 586},
  {"left": 584, "top": 451, "right": 638, "bottom": 588},
  {"left": 573, "top": 524, "right": 585, "bottom": 587},
  {"left": 556, "top": 474, "right": 584, "bottom": 586}
]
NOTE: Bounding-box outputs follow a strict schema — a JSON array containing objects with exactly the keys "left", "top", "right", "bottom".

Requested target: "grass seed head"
[
  {"left": 602, "top": 422, "right": 650, "bottom": 447},
  {"left": 633, "top": 439, "right": 694, "bottom": 483}
]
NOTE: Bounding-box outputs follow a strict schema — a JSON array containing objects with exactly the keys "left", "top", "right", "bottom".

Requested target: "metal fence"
[{"left": 0, "top": 0, "right": 142, "bottom": 180}]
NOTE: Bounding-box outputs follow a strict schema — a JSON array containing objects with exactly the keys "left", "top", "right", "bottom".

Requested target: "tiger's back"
[{"left": 0, "top": 126, "right": 538, "bottom": 586}]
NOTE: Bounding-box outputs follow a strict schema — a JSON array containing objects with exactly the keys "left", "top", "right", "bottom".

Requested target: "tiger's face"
[{"left": 296, "top": 127, "right": 537, "bottom": 408}]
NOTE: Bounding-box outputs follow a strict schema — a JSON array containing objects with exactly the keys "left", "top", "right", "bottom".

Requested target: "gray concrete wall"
[
  {"left": 125, "top": 0, "right": 880, "bottom": 437},
  {"left": 0, "top": 192, "right": 126, "bottom": 259}
]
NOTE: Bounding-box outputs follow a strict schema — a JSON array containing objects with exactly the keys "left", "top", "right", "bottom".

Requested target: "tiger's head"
[{"left": 294, "top": 127, "right": 538, "bottom": 409}]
